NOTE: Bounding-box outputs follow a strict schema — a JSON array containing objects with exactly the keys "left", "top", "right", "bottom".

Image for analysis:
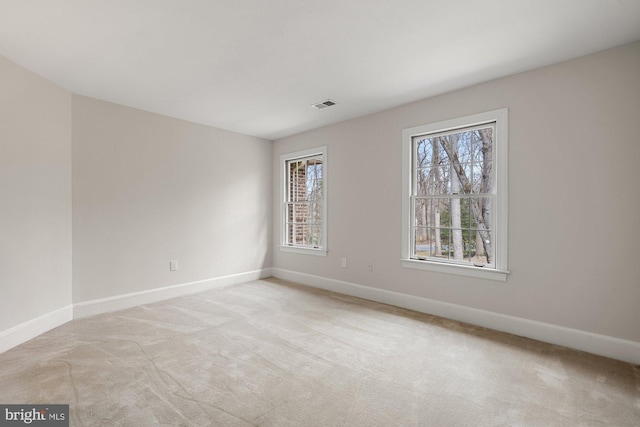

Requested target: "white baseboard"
[
  {"left": 0, "top": 305, "right": 73, "bottom": 354},
  {"left": 74, "top": 268, "right": 273, "bottom": 319},
  {"left": 271, "top": 268, "right": 640, "bottom": 365},
  {"left": 0, "top": 269, "right": 273, "bottom": 354},
  {"left": 4, "top": 268, "right": 637, "bottom": 365}
]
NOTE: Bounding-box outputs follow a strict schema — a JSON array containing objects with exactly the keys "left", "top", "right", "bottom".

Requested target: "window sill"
[
  {"left": 401, "top": 258, "right": 509, "bottom": 281},
  {"left": 279, "top": 245, "right": 327, "bottom": 256}
]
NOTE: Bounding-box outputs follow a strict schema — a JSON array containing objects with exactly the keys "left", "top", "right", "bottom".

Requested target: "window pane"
[
  {"left": 404, "top": 111, "right": 505, "bottom": 274},
  {"left": 471, "top": 196, "right": 493, "bottom": 265},
  {"left": 471, "top": 163, "right": 482, "bottom": 193},
  {"left": 296, "top": 203, "right": 307, "bottom": 225},
  {"left": 283, "top": 149, "right": 326, "bottom": 250},
  {"left": 297, "top": 224, "right": 307, "bottom": 245},
  {"left": 308, "top": 225, "right": 322, "bottom": 247},
  {"left": 414, "top": 198, "right": 428, "bottom": 227},
  {"left": 415, "top": 138, "right": 433, "bottom": 166},
  {"left": 409, "top": 123, "right": 497, "bottom": 265},
  {"left": 414, "top": 227, "right": 428, "bottom": 257},
  {"left": 415, "top": 167, "right": 431, "bottom": 196}
]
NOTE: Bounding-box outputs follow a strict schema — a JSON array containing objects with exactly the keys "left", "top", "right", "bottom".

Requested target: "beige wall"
[
  {"left": 272, "top": 41, "right": 640, "bottom": 343},
  {"left": 72, "top": 96, "right": 272, "bottom": 302},
  {"left": 1, "top": 55, "right": 272, "bottom": 344},
  {"left": 2, "top": 40, "right": 639, "bottom": 358},
  {"left": 0, "top": 56, "right": 72, "bottom": 331}
]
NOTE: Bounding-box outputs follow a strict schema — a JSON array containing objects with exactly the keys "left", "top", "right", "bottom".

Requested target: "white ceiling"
[{"left": 2, "top": 1, "right": 640, "bottom": 140}]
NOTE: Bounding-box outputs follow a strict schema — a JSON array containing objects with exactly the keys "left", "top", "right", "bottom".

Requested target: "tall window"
[
  {"left": 402, "top": 109, "right": 508, "bottom": 280},
  {"left": 281, "top": 146, "right": 327, "bottom": 255}
]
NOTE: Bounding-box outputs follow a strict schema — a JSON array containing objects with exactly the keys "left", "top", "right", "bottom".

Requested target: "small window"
[
  {"left": 402, "top": 109, "right": 508, "bottom": 280},
  {"left": 280, "top": 146, "right": 327, "bottom": 255}
]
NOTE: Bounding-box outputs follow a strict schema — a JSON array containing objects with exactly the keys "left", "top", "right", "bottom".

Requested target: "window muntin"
[
  {"left": 402, "top": 109, "right": 508, "bottom": 280},
  {"left": 281, "top": 147, "right": 327, "bottom": 255}
]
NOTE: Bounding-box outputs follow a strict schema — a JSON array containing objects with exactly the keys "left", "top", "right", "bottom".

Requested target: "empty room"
[{"left": 1, "top": 1, "right": 640, "bottom": 426}]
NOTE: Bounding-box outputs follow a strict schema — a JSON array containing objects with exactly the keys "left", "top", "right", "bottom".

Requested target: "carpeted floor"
[{"left": 0, "top": 278, "right": 638, "bottom": 426}]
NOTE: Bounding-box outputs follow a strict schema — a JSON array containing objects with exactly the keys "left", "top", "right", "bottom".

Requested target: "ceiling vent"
[{"left": 312, "top": 99, "right": 337, "bottom": 110}]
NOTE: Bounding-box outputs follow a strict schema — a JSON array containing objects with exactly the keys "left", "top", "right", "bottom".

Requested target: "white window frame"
[
  {"left": 280, "top": 146, "right": 328, "bottom": 256},
  {"left": 401, "top": 109, "right": 509, "bottom": 281}
]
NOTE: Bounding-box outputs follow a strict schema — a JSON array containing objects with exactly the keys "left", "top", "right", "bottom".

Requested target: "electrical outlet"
[
  {"left": 169, "top": 260, "right": 178, "bottom": 271},
  {"left": 341, "top": 257, "right": 347, "bottom": 268}
]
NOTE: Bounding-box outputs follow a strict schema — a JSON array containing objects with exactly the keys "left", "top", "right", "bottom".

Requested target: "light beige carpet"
[{"left": 0, "top": 278, "right": 638, "bottom": 426}]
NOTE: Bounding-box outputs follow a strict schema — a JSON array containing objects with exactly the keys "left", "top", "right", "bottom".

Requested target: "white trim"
[
  {"left": 279, "top": 245, "right": 327, "bottom": 256},
  {"left": 401, "top": 259, "right": 508, "bottom": 281},
  {"left": 0, "top": 305, "right": 73, "bottom": 354},
  {"left": 271, "top": 268, "right": 640, "bottom": 365},
  {"left": 401, "top": 109, "right": 508, "bottom": 280},
  {"left": 73, "top": 268, "right": 272, "bottom": 319},
  {"left": 279, "top": 146, "right": 328, "bottom": 255},
  {"left": 0, "top": 269, "right": 272, "bottom": 354}
]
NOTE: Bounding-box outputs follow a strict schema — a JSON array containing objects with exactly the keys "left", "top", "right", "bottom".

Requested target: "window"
[
  {"left": 402, "top": 109, "right": 508, "bottom": 280},
  {"left": 280, "top": 146, "right": 327, "bottom": 255}
]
